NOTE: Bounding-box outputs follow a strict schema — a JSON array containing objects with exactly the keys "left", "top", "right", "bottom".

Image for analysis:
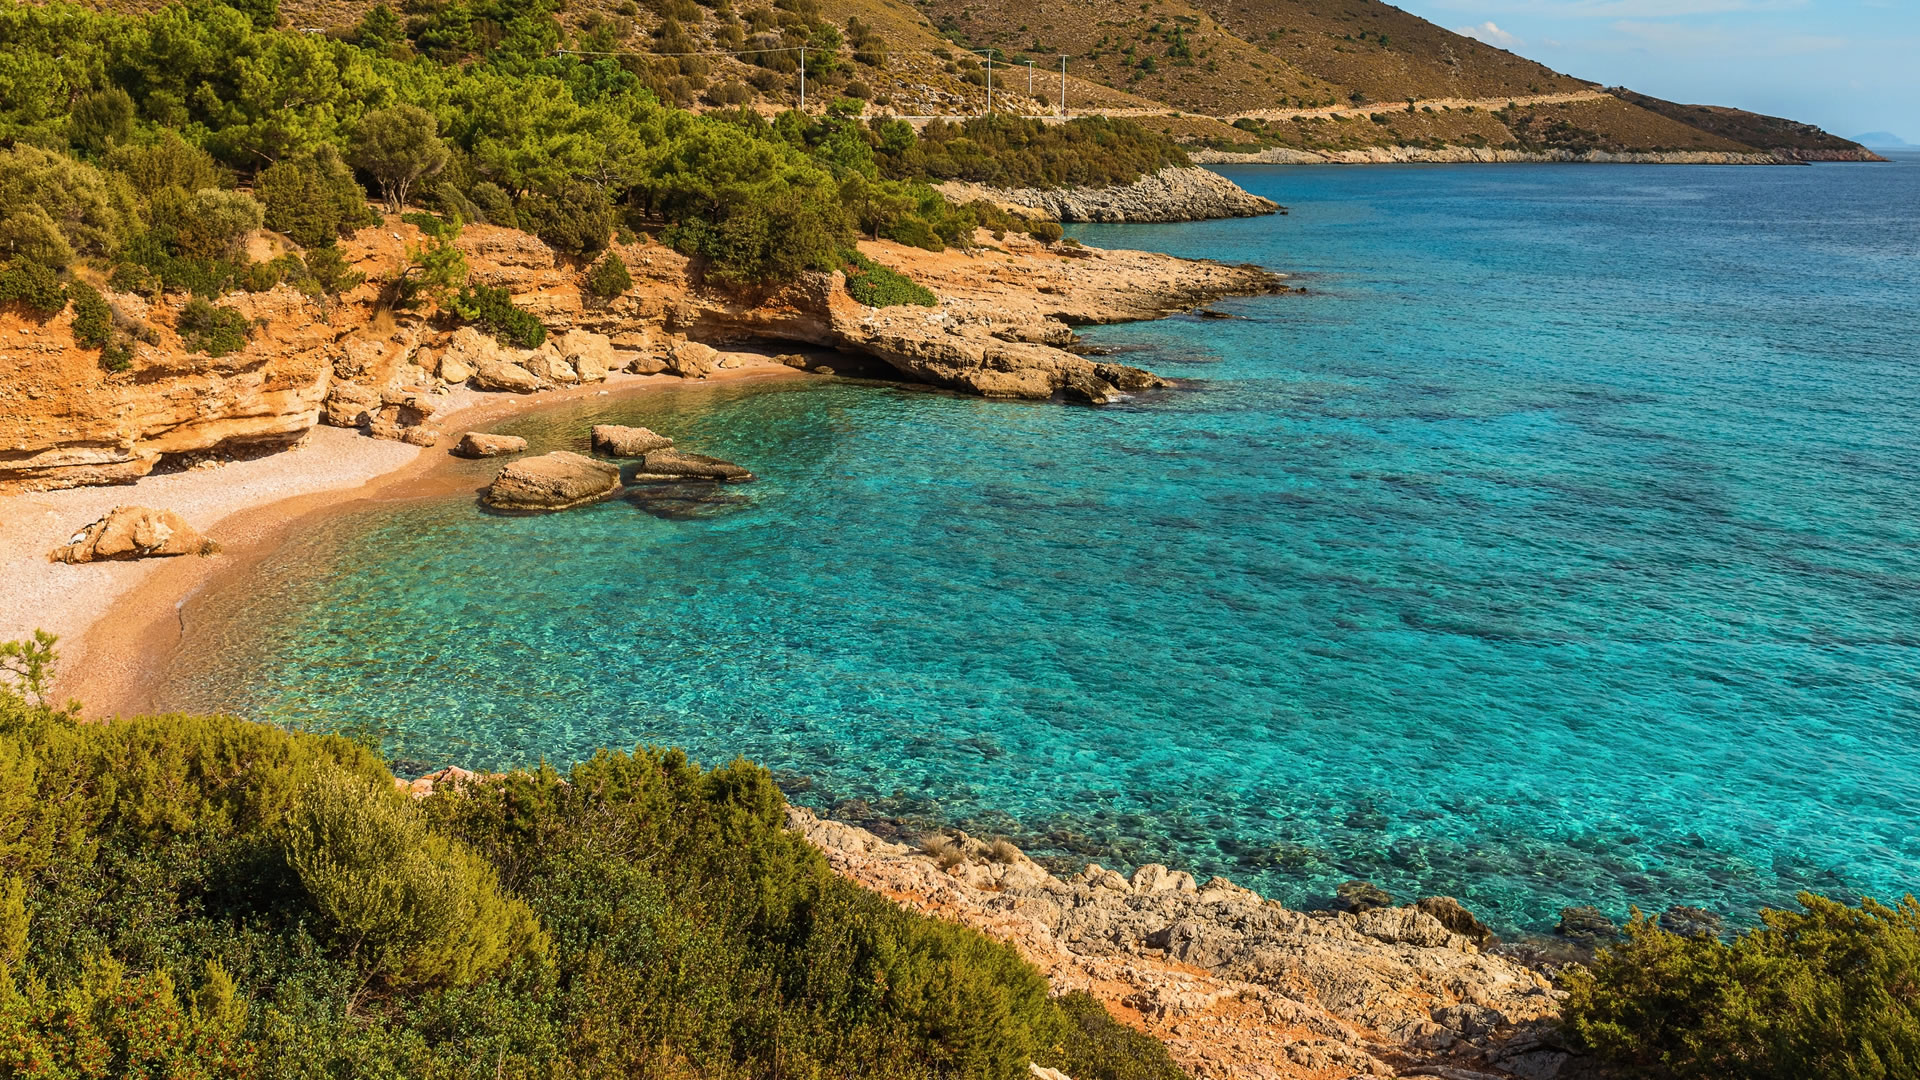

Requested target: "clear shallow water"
[{"left": 160, "top": 159, "right": 1920, "bottom": 932}]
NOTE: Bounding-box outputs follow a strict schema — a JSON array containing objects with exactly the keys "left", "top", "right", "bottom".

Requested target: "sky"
[{"left": 1396, "top": 0, "right": 1918, "bottom": 143}]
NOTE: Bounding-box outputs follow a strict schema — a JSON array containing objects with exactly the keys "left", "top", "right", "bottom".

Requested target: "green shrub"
[
  {"left": 303, "top": 244, "right": 364, "bottom": 296},
  {"left": 451, "top": 284, "right": 545, "bottom": 348},
  {"left": 1028, "top": 220, "right": 1064, "bottom": 244},
  {"left": 841, "top": 250, "right": 935, "bottom": 307},
  {"left": 284, "top": 768, "right": 546, "bottom": 988},
  {"left": 582, "top": 251, "right": 632, "bottom": 299},
  {"left": 1047, "top": 991, "right": 1188, "bottom": 1080},
  {"left": 1564, "top": 895, "right": 1920, "bottom": 1080},
  {"left": 175, "top": 297, "right": 250, "bottom": 357},
  {"left": 517, "top": 181, "right": 615, "bottom": 259},
  {"left": 68, "top": 280, "right": 112, "bottom": 347},
  {"left": 0, "top": 260, "right": 66, "bottom": 315},
  {"left": 256, "top": 147, "right": 374, "bottom": 248},
  {"left": 399, "top": 211, "right": 450, "bottom": 237},
  {"left": 100, "top": 342, "right": 134, "bottom": 373}
]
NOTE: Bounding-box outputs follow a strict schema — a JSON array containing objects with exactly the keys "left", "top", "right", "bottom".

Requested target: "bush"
[
  {"left": 583, "top": 251, "right": 632, "bottom": 299},
  {"left": 303, "top": 244, "right": 364, "bottom": 296},
  {"left": 0, "top": 260, "right": 66, "bottom": 315},
  {"left": 256, "top": 147, "right": 374, "bottom": 248},
  {"left": 0, "top": 630, "right": 1188, "bottom": 1080},
  {"left": 1564, "top": 895, "right": 1920, "bottom": 1080},
  {"left": 1027, "top": 220, "right": 1064, "bottom": 244},
  {"left": 68, "top": 280, "right": 112, "bottom": 347},
  {"left": 876, "top": 114, "right": 1189, "bottom": 189},
  {"left": 172, "top": 190, "right": 264, "bottom": 262},
  {"left": 841, "top": 251, "right": 935, "bottom": 307},
  {"left": 284, "top": 768, "right": 546, "bottom": 988},
  {"left": 175, "top": 297, "right": 250, "bottom": 357},
  {"left": 518, "top": 182, "right": 615, "bottom": 259},
  {"left": 451, "top": 284, "right": 545, "bottom": 348}
]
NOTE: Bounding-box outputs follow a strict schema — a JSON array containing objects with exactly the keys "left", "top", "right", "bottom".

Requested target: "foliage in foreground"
[
  {"left": 0, "top": 635, "right": 1186, "bottom": 1080},
  {"left": 1563, "top": 897, "right": 1920, "bottom": 1080}
]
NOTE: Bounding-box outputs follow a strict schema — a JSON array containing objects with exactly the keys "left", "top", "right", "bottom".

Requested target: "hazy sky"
[{"left": 1396, "top": 0, "right": 1917, "bottom": 141}]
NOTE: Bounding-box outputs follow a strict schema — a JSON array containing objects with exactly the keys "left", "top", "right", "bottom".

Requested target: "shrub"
[
  {"left": 256, "top": 147, "right": 373, "bottom": 248},
  {"left": 1563, "top": 895, "right": 1920, "bottom": 1080},
  {"left": 68, "top": 280, "right": 112, "bottom": 347},
  {"left": 518, "top": 182, "right": 615, "bottom": 259},
  {"left": 466, "top": 182, "right": 517, "bottom": 229},
  {"left": 451, "top": 284, "right": 545, "bottom": 348},
  {"left": 0, "top": 206, "right": 77, "bottom": 270},
  {"left": 1027, "top": 220, "right": 1064, "bottom": 244},
  {"left": 841, "top": 251, "right": 935, "bottom": 308},
  {"left": 106, "top": 133, "right": 225, "bottom": 195},
  {"left": 303, "top": 244, "right": 364, "bottom": 296},
  {"left": 173, "top": 189, "right": 264, "bottom": 261},
  {"left": 284, "top": 768, "right": 546, "bottom": 988},
  {"left": 0, "top": 144, "right": 131, "bottom": 262},
  {"left": 1049, "top": 991, "right": 1189, "bottom": 1080},
  {"left": 175, "top": 297, "right": 250, "bottom": 357},
  {"left": 583, "top": 252, "right": 632, "bottom": 299},
  {"left": 0, "top": 260, "right": 65, "bottom": 315}
]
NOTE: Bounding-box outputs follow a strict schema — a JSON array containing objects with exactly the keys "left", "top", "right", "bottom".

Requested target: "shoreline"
[{"left": 9, "top": 366, "right": 806, "bottom": 717}]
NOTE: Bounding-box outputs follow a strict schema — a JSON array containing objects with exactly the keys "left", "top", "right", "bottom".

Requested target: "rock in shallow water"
[
  {"left": 483, "top": 451, "right": 620, "bottom": 511},
  {"left": 590, "top": 424, "right": 673, "bottom": 457},
  {"left": 51, "top": 505, "right": 208, "bottom": 563},
  {"left": 453, "top": 432, "right": 528, "bottom": 458},
  {"left": 632, "top": 449, "right": 753, "bottom": 483}
]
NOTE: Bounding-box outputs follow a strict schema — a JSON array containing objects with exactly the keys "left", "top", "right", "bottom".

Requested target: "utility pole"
[
  {"left": 1026, "top": 60, "right": 1034, "bottom": 105},
  {"left": 1060, "top": 55, "right": 1067, "bottom": 118},
  {"left": 985, "top": 51, "right": 992, "bottom": 115},
  {"left": 799, "top": 46, "right": 806, "bottom": 111}
]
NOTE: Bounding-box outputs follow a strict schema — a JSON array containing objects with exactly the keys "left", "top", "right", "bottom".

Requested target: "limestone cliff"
[
  {"left": 937, "top": 166, "right": 1279, "bottom": 223},
  {"left": 0, "top": 218, "right": 1282, "bottom": 493}
]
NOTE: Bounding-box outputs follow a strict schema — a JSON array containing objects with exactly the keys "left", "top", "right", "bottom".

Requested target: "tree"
[
  {"left": 0, "top": 144, "right": 133, "bottom": 264},
  {"left": 173, "top": 189, "right": 263, "bottom": 261},
  {"left": 348, "top": 105, "right": 450, "bottom": 213},
  {"left": 67, "top": 88, "right": 134, "bottom": 155},
  {"left": 517, "top": 180, "right": 615, "bottom": 259},
  {"left": 256, "top": 146, "right": 374, "bottom": 247},
  {"left": 583, "top": 251, "right": 631, "bottom": 299}
]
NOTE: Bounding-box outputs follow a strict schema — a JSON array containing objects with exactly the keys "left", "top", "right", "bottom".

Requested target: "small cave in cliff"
[{"left": 150, "top": 431, "right": 310, "bottom": 476}]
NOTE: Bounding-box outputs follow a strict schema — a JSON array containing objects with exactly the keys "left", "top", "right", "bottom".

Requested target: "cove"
[{"left": 157, "top": 158, "right": 1920, "bottom": 933}]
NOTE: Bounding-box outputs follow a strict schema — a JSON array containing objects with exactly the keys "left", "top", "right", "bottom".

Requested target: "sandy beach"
[{"left": 0, "top": 366, "right": 806, "bottom": 717}]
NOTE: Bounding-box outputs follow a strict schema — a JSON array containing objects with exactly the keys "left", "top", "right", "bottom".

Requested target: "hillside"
[{"left": 1609, "top": 87, "right": 1887, "bottom": 162}]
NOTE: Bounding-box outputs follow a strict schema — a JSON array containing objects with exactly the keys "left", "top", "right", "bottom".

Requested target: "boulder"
[
  {"left": 438, "top": 353, "right": 474, "bottom": 384},
  {"left": 453, "top": 432, "right": 529, "bottom": 458},
  {"left": 555, "top": 330, "right": 616, "bottom": 382},
  {"left": 321, "top": 383, "right": 380, "bottom": 428},
  {"left": 51, "top": 506, "right": 208, "bottom": 563},
  {"left": 366, "top": 391, "right": 438, "bottom": 446},
  {"left": 522, "top": 351, "right": 579, "bottom": 385},
  {"left": 483, "top": 451, "right": 621, "bottom": 511},
  {"left": 1415, "top": 897, "right": 1498, "bottom": 949},
  {"left": 666, "top": 339, "right": 720, "bottom": 379},
  {"left": 590, "top": 425, "right": 672, "bottom": 457},
  {"left": 471, "top": 359, "right": 543, "bottom": 394},
  {"left": 632, "top": 449, "right": 753, "bottom": 483},
  {"left": 625, "top": 351, "right": 670, "bottom": 375},
  {"left": 1130, "top": 864, "right": 1198, "bottom": 894},
  {"left": 444, "top": 325, "right": 510, "bottom": 370}
]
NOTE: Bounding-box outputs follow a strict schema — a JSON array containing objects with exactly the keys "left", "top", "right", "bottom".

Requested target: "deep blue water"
[{"left": 160, "top": 157, "right": 1920, "bottom": 932}]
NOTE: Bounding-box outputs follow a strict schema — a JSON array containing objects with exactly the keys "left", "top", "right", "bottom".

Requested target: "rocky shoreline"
[
  {"left": 795, "top": 806, "right": 1581, "bottom": 1080},
  {"left": 938, "top": 166, "right": 1280, "bottom": 223},
  {"left": 1192, "top": 146, "right": 1791, "bottom": 166},
  {"left": 0, "top": 221, "right": 1284, "bottom": 494}
]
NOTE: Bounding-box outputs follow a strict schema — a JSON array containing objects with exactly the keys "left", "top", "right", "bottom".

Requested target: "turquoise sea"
[{"left": 159, "top": 156, "right": 1920, "bottom": 933}]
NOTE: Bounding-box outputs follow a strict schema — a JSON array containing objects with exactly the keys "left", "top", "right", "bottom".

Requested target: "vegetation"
[
  {"left": 451, "top": 284, "right": 547, "bottom": 349},
  {"left": 1564, "top": 898, "right": 1920, "bottom": 1079},
  {"left": 0, "top": 635, "right": 1190, "bottom": 1080},
  {"left": 175, "top": 296, "right": 250, "bottom": 356},
  {"left": 841, "top": 250, "right": 936, "bottom": 308},
  {"left": 582, "top": 252, "right": 632, "bottom": 300},
  {"left": 875, "top": 114, "right": 1188, "bottom": 189},
  {"left": 0, "top": 260, "right": 65, "bottom": 315}
]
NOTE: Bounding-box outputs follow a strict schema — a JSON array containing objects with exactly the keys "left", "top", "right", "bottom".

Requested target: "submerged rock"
[
  {"left": 1334, "top": 879, "right": 1395, "bottom": 914},
  {"left": 626, "top": 482, "right": 752, "bottom": 520},
  {"left": 1660, "top": 905, "right": 1725, "bottom": 939},
  {"left": 590, "top": 424, "right": 673, "bottom": 457},
  {"left": 483, "top": 451, "right": 620, "bottom": 511},
  {"left": 1556, "top": 905, "right": 1621, "bottom": 944},
  {"left": 51, "top": 505, "right": 208, "bottom": 563},
  {"left": 632, "top": 449, "right": 752, "bottom": 483},
  {"left": 453, "top": 432, "right": 528, "bottom": 458}
]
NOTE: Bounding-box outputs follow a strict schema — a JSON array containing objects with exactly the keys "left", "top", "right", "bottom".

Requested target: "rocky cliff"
[
  {"left": 938, "top": 166, "right": 1279, "bottom": 223},
  {"left": 789, "top": 807, "right": 1578, "bottom": 1080},
  {"left": 1192, "top": 146, "right": 1788, "bottom": 166},
  {"left": 0, "top": 219, "right": 1282, "bottom": 493}
]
